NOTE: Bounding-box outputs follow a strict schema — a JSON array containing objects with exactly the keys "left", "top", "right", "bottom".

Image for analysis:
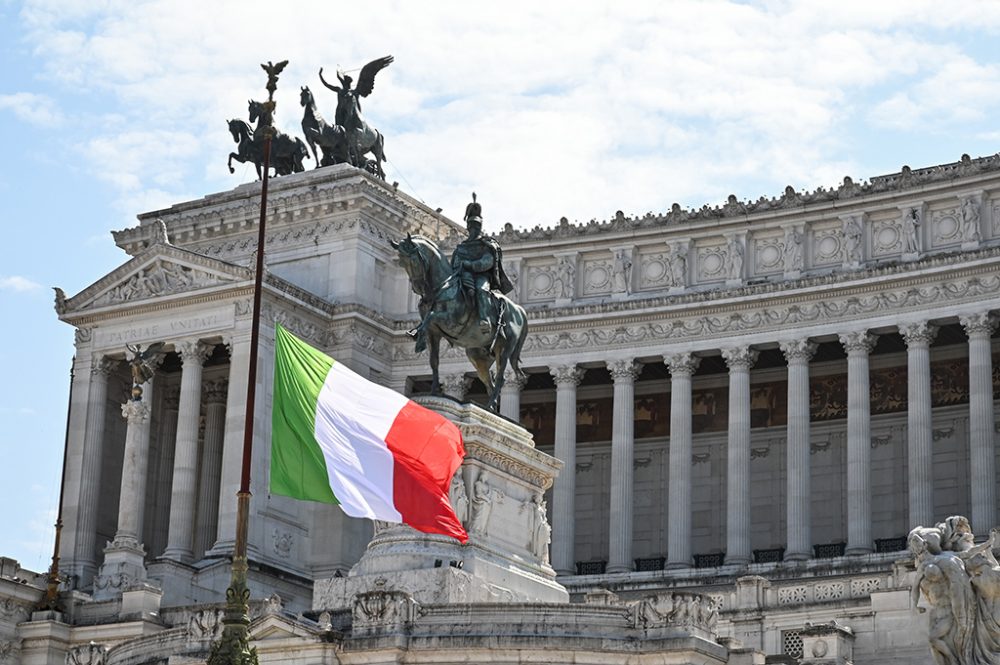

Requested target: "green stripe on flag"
[{"left": 271, "top": 324, "right": 339, "bottom": 504}]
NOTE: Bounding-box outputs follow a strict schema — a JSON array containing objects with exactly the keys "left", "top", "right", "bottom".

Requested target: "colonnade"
[
  {"left": 472, "top": 315, "right": 998, "bottom": 575},
  {"left": 74, "top": 337, "right": 236, "bottom": 581}
]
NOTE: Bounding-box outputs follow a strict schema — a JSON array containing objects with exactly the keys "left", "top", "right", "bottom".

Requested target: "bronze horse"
[
  {"left": 226, "top": 119, "right": 307, "bottom": 178},
  {"left": 392, "top": 234, "right": 528, "bottom": 412}
]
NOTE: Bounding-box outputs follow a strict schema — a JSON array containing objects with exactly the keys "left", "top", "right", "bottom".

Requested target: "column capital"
[
  {"left": 550, "top": 364, "right": 585, "bottom": 387},
  {"left": 839, "top": 330, "right": 876, "bottom": 355},
  {"left": 205, "top": 379, "right": 229, "bottom": 404},
  {"left": 664, "top": 352, "right": 700, "bottom": 377},
  {"left": 960, "top": 312, "right": 998, "bottom": 337},
  {"left": 899, "top": 321, "right": 939, "bottom": 347},
  {"left": 91, "top": 356, "right": 121, "bottom": 377},
  {"left": 722, "top": 346, "right": 758, "bottom": 371},
  {"left": 177, "top": 339, "right": 212, "bottom": 365},
  {"left": 502, "top": 368, "right": 529, "bottom": 391},
  {"left": 779, "top": 339, "right": 817, "bottom": 363},
  {"left": 121, "top": 400, "right": 150, "bottom": 425},
  {"left": 607, "top": 358, "right": 640, "bottom": 383}
]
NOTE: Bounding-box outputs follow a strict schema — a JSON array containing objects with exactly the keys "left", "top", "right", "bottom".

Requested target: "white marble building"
[{"left": 3, "top": 153, "right": 1000, "bottom": 663}]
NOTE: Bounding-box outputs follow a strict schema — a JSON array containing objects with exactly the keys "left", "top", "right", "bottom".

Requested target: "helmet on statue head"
[{"left": 464, "top": 193, "right": 483, "bottom": 226}]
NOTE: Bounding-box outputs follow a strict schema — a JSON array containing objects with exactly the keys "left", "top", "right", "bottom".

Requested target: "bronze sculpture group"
[{"left": 227, "top": 56, "right": 393, "bottom": 179}]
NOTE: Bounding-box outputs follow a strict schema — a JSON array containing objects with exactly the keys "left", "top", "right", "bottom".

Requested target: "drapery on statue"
[
  {"left": 391, "top": 194, "right": 528, "bottom": 412},
  {"left": 125, "top": 342, "right": 164, "bottom": 400},
  {"left": 909, "top": 516, "right": 1000, "bottom": 664},
  {"left": 318, "top": 55, "right": 393, "bottom": 178}
]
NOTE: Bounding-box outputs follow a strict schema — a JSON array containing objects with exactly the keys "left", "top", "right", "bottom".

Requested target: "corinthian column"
[
  {"left": 961, "top": 313, "right": 998, "bottom": 533},
  {"left": 94, "top": 397, "right": 151, "bottom": 599},
  {"left": 442, "top": 373, "right": 472, "bottom": 401},
  {"left": 665, "top": 352, "right": 700, "bottom": 569},
  {"left": 899, "top": 322, "right": 938, "bottom": 529},
  {"left": 550, "top": 364, "right": 585, "bottom": 575},
  {"left": 163, "top": 340, "right": 211, "bottom": 562},
  {"left": 75, "top": 356, "right": 119, "bottom": 581},
  {"left": 840, "top": 330, "right": 876, "bottom": 556},
  {"left": 607, "top": 359, "right": 640, "bottom": 573},
  {"left": 213, "top": 334, "right": 249, "bottom": 554},
  {"left": 195, "top": 379, "right": 228, "bottom": 558},
  {"left": 780, "top": 339, "right": 817, "bottom": 561},
  {"left": 723, "top": 346, "right": 758, "bottom": 566},
  {"left": 500, "top": 369, "right": 529, "bottom": 423}
]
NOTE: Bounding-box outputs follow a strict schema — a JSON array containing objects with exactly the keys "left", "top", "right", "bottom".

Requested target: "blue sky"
[{"left": 4, "top": 0, "right": 1000, "bottom": 568}]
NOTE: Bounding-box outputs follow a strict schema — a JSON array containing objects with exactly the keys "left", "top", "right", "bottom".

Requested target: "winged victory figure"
[
  {"left": 125, "top": 342, "right": 165, "bottom": 387},
  {"left": 318, "top": 55, "right": 393, "bottom": 178}
]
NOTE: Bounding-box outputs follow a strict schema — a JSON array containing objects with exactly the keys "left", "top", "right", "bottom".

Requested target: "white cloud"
[
  {"left": 0, "top": 276, "right": 43, "bottom": 292},
  {"left": 14, "top": 0, "right": 1000, "bottom": 230},
  {"left": 0, "top": 92, "right": 63, "bottom": 126}
]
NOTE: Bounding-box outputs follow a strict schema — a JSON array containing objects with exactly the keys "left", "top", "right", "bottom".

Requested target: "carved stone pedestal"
[
  {"left": 93, "top": 536, "right": 149, "bottom": 601},
  {"left": 798, "top": 621, "right": 855, "bottom": 665},
  {"left": 314, "top": 397, "right": 568, "bottom": 609}
]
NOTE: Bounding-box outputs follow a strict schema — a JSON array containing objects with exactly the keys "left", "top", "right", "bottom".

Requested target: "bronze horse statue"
[
  {"left": 226, "top": 118, "right": 308, "bottom": 178},
  {"left": 299, "top": 86, "right": 349, "bottom": 167},
  {"left": 392, "top": 233, "right": 528, "bottom": 412}
]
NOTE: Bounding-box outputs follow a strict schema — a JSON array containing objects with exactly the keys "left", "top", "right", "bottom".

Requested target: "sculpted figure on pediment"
[
  {"left": 727, "top": 236, "right": 744, "bottom": 280},
  {"left": 665, "top": 242, "right": 688, "bottom": 287},
  {"left": 612, "top": 249, "right": 632, "bottom": 295},
  {"left": 843, "top": 217, "right": 863, "bottom": 264},
  {"left": 903, "top": 208, "right": 921, "bottom": 254}
]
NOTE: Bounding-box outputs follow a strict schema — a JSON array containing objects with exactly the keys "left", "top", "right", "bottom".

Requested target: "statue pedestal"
[
  {"left": 314, "top": 398, "right": 568, "bottom": 609},
  {"left": 93, "top": 536, "right": 150, "bottom": 601}
]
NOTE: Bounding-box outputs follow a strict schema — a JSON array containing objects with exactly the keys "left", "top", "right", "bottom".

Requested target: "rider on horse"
[{"left": 410, "top": 194, "right": 513, "bottom": 352}]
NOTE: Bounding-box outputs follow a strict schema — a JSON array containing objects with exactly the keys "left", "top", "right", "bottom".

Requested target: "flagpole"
[{"left": 209, "top": 60, "right": 284, "bottom": 665}]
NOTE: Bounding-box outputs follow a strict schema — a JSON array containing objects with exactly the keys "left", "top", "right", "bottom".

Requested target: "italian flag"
[{"left": 270, "top": 324, "right": 468, "bottom": 543}]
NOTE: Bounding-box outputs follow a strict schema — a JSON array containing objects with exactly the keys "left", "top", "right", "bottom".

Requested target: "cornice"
[{"left": 484, "top": 152, "right": 1000, "bottom": 248}]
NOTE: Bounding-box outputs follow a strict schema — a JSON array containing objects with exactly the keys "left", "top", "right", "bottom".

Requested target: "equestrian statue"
[{"left": 392, "top": 194, "right": 528, "bottom": 412}]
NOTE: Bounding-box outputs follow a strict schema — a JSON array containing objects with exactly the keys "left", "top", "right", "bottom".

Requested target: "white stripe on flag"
[{"left": 313, "top": 363, "right": 409, "bottom": 521}]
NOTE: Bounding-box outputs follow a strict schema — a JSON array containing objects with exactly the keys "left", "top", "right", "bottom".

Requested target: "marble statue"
[
  {"left": 556, "top": 256, "right": 576, "bottom": 299},
  {"left": 962, "top": 198, "right": 982, "bottom": 242},
  {"left": 903, "top": 208, "right": 920, "bottom": 254},
  {"left": 909, "top": 516, "right": 1000, "bottom": 664},
  {"left": 783, "top": 226, "right": 803, "bottom": 271},
  {"left": 667, "top": 242, "right": 687, "bottom": 287},
  {"left": 524, "top": 494, "right": 551, "bottom": 563},
  {"left": 727, "top": 236, "right": 744, "bottom": 280},
  {"left": 843, "top": 217, "right": 863, "bottom": 264},
  {"left": 470, "top": 473, "right": 502, "bottom": 535},
  {"left": 450, "top": 474, "right": 470, "bottom": 526},
  {"left": 612, "top": 249, "right": 632, "bottom": 295}
]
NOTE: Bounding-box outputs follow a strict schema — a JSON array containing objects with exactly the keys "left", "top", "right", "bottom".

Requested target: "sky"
[{"left": 4, "top": 0, "right": 1000, "bottom": 569}]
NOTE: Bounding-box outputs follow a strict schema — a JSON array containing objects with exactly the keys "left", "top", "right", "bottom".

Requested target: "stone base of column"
[
  {"left": 93, "top": 536, "right": 150, "bottom": 601},
  {"left": 147, "top": 558, "right": 197, "bottom": 607},
  {"left": 314, "top": 397, "right": 568, "bottom": 608},
  {"left": 783, "top": 550, "right": 810, "bottom": 562},
  {"left": 665, "top": 561, "right": 692, "bottom": 571},
  {"left": 844, "top": 545, "right": 873, "bottom": 557},
  {"left": 606, "top": 563, "right": 633, "bottom": 574},
  {"left": 724, "top": 554, "right": 750, "bottom": 567}
]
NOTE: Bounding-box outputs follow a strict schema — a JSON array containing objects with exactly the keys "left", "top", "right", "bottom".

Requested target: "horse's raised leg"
[{"left": 228, "top": 153, "right": 238, "bottom": 174}]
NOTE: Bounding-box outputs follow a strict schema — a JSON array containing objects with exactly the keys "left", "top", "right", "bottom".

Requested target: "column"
[
  {"left": 195, "top": 379, "right": 228, "bottom": 558},
  {"left": 499, "top": 369, "right": 528, "bottom": 423},
  {"left": 780, "top": 339, "right": 817, "bottom": 561},
  {"left": 840, "top": 330, "right": 876, "bottom": 555},
  {"left": 550, "top": 364, "right": 585, "bottom": 576},
  {"left": 71, "top": 356, "right": 118, "bottom": 581},
  {"left": 899, "top": 322, "right": 938, "bottom": 528},
  {"left": 723, "top": 346, "right": 758, "bottom": 565},
  {"left": 665, "top": 352, "right": 700, "bottom": 569},
  {"left": 213, "top": 333, "right": 250, "bottom": 553},
  {"left": 94, "top": 397, "right": 151, "bottom": 599},
  {"left": 441, "top": 373, "right": 472, "bottom": 401},
  {"left": 163, "top": 340, "right": 210, "bottom": 562},
  {"left": 607, "top": 358, "right": 640, "bottom": 573},
  {"left": 149, "top": 387, "right": 180, "bottom": 556},
  {"left": 961, "top": 313, "right": 998, "bottom": 533}
]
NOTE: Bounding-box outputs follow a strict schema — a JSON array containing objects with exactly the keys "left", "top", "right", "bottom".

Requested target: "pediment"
[
  {"left": 58, "top": 244, "right": 253, "bottom": 315},
  {"left": 249, "top": 613, "right": 321, "bottom": 640}
]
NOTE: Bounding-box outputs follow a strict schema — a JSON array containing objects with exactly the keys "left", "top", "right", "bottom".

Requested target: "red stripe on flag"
[{"left": 383, "top": 400, "right": 468, "bottom": 543}]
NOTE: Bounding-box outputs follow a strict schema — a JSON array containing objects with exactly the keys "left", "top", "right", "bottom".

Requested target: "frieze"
[
  {"left": 463, "top": 440, "right": 554, "bottom": 491},
  {"left": 0, "top": 598, "right": 31, "bottom": 623}
]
